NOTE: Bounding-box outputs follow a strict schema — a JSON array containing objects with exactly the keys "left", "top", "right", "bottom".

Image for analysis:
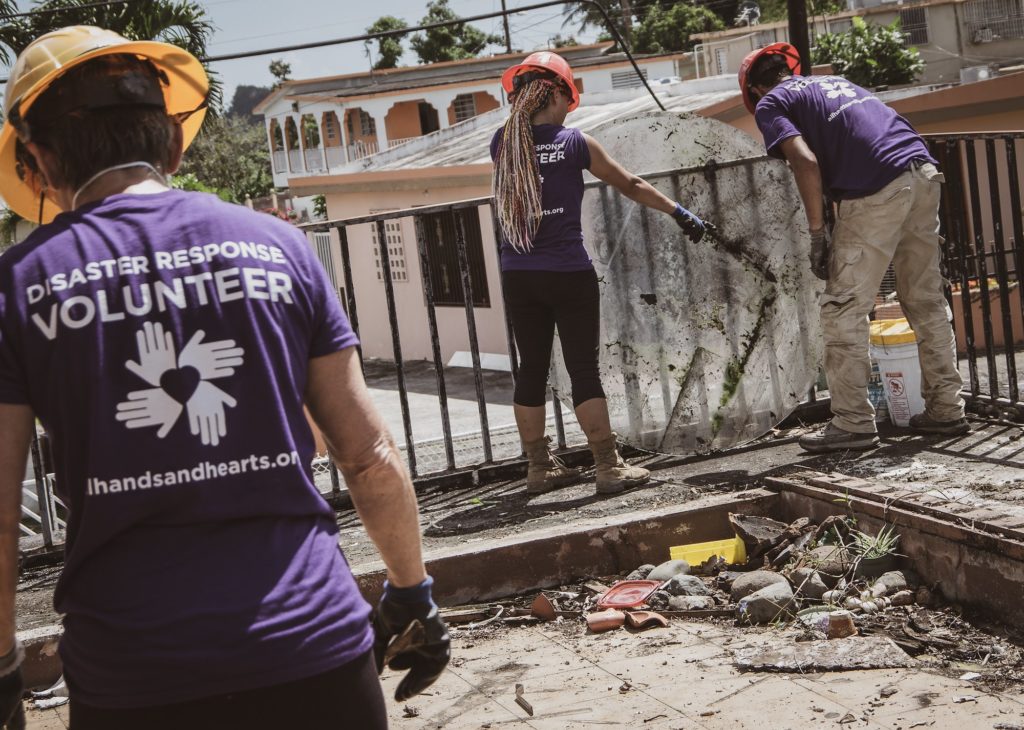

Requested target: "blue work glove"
[
  {"left": 0, "top": 642, "right": 25, "bottom": 730},
  {"left": 372, "top": 576, "right": 451, "bottom": 702},
  {"left": 809, "top": 225, "right": 831, "bottom": 280},
  {"left": 672, "top": 203, "right": 714, "bottom": 244}
]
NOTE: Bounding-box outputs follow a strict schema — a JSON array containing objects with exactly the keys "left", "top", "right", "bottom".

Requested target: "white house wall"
[
  {"left": 263, "top": 56, "right": 690, "bottom": 188},
  {"left": 319, "top": 185, "right": 509, "bottom": 365}
]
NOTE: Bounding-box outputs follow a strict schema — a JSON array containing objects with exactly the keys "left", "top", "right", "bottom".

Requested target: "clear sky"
[{"left": 198, "top": 0, "right": 599, "bottom": 107}]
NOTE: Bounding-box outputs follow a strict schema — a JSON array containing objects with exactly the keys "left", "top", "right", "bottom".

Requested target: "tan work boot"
[
  {"left": 588, "top": 433, "right": 649, "bottom": 494},
  {"left": 524, "top": 436, "right": 583, "bottom": 495}
]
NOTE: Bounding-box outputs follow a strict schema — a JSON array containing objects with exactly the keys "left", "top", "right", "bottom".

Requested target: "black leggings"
[
  {"left": 69, "top": 650, "right": 388, "bottom": 730},
  {"left": 503, "top": 268, "right": 605, "bottom": 408}
]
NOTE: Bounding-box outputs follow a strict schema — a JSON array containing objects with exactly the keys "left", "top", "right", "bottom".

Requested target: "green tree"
[
  {"left": 269, "top": 59, "right": 291, "bottom": 88},
  {"left": 366, "top": 15, "right": 407, "bottom": 69},
  {"left": 562, "top": 0, "right": 633, "bottom": 45},
  {"left": 410, "top": 0, "right": 501, "bottom": 64},
  {"left": 0, "top": 0, "right": 220, "bottom": 109},
  {"left": 549, "top": 33, "right": 579, "bottom": 48},
  {"left": 812, "top": 17, "right": 924, "bottom": 88},
  {"left": 229, "top": 84, "right": 272, "bottom": 120},
  {"left": 177, "top": 114, "right": 273, "bottom": 204},
  {"left": 633, "top": 3, "right": 723, "bottom": 53}
]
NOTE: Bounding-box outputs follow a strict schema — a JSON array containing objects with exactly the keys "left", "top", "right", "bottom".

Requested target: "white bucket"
[{"left": 869, "top": 340, "right": 925, "bottom": 427}]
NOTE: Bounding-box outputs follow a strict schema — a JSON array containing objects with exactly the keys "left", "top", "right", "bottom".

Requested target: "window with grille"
[
  {"left": 346, "top": 110, "right": 376, "bottom": 137},
  {"left": 610, "top": 68, "right": 649, "bottom": 89},
  {"left": 312, "top": 232, "right": 339, "bottom": 291},
  {"left": 370, "top": 216, "right": 408, "bottom": 283},
  {"left": 452, "top": 94, "right": 477, "bottom": 123},
  {"left": 756, "top": 29, "right": 777, "bottom": 45},
  {"left": 714, "top": 48, "right": 728, "bottom": 75},
  {"left": 827, "top": 18, "right": 853, "bottom": 34},
  {"left": 421, "top": 210, "right": 491, "bottom": 308},
  {"left": 899, "top": 7, "right": 930, "bottom": 45},
  {"left": 323, "top": 114, "right": 339, "bottom": 142},
  {"left": 964, "top": 0, "right": 1024, "bottom": 41}
]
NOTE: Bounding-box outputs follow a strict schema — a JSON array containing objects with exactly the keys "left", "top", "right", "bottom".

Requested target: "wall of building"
[
  {"left": 695, "top": 0, "right": 1024, "bottom": 87},
  {"left": 385, "top": 100, "right": 427, "bottom": 143},
  {"left": 264, "top": 55, "right": 693, "bottom": 187},
  {"left": 320, "top": 183, "right": 508, "bottom": 364}
]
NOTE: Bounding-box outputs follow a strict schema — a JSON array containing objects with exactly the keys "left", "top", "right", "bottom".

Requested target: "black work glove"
[
  {"left": 672, "top": 203, "right": 711, "bottom": 244},
  {"left": 809, "top": 225, "right": 831, "bottom": 280},
  {"left": 372, "top": 577, "right": 450, "bottom": 702},
  {"left": 0, "top": 644, "right": 25, "bottom": 730}
]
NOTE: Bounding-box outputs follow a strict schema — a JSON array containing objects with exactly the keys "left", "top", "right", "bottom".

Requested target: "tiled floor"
[{"left": 23, "top": 622, "right": 1024, "bottom": 729}]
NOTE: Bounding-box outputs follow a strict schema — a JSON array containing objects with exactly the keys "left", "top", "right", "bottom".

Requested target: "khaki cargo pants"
[{"left": 822, "top": 162, "right": 965, "bottom": 433}]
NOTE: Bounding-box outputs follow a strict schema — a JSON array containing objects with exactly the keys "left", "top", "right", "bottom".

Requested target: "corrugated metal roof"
[{"left": 357, "top": 88, "right": 739, "bottom": 172}]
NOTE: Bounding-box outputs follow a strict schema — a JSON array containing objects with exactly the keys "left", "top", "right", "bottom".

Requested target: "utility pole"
[
  {"left": 621, "top": 0, "right": 633, "bottom": 46},
  {"left": 500, "top": 0, "right": 513, "bottom": 54},
  {"left": 787, "top": 0, "right": 812, "bottom": 74}
]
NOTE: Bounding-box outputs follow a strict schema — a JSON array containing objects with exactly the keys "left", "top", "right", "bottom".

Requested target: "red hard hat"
[
  {"left": 501, "top": 51, "right": 580, "bottom": 111},
  {"left": 738, "top": 42, "right": 802, "bottom": 114}
]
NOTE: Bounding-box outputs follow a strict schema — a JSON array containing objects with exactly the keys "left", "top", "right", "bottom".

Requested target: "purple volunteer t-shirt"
[
  {"left": 0, "top": 190, "right": 372, "bottom": 708},
  {"left": 491, "top": 123, "right": 593, "bottom": 272},
  {"left": 754, "top": 75, "right": 936, "bottom": 199}
]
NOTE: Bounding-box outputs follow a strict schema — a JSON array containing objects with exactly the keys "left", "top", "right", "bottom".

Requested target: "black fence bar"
[
  {"left": 489, "top": 205, "right": 521, "bottom": 383},
  {"left": 413, "top": 215, "right": 457, "bottom": 471},
  {"left": 938, "top": 139, "right": 981, "bottom": 396},
  {"left": 1005, "top": 138, "right": 1024, "bottom": 360},
  {"left": 336, "top": 225, "right": 361, "bottom": 343},
  {"left": 29, "top": 432, "right": 53, "bottom": 549},
  {"left": 375, "top": 219, "right": 418, "bottom": 477},
  {"left": 984, "top": 138, "right": 1019, "bottom": 402},
  {"left": 962, "top": 141, "right": 1000, "bottom": 399},
  {"left": 551, "top": 388, "right": 567, "bottom": 449},
  {"left": 452, "top": 214, "right": 493, "bottom": 463}
]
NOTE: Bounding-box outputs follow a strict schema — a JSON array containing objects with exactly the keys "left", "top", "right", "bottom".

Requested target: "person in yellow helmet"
[{"left": 0, "top": 27, "right": 448, "bottom": 728}]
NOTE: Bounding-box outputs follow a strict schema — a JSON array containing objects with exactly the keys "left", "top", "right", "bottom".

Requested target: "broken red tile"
[
  {"left": 596, "top": 580, "right": 662, "bottom": 609},
  {"left": 625, "top": 610, "right": 669, "bottom": 630},
  {"left": 530, "top": 594, "right": 557, "bottom": 622},
  {"left": 586, "top": 608, "right": 626, "bottom": 633}
]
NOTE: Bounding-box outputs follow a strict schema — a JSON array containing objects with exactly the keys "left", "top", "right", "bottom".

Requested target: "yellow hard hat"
[{"left": 0, "top": 25, "right": 209, "bottom": 223}]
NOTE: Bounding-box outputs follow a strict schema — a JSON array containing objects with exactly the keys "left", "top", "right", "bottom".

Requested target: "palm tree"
[
  {"left": 0, "top": 0, "right": 220, "bottom": 108},
  {"left": 562, "top": 0, "right": 635, "bottom": 45}
]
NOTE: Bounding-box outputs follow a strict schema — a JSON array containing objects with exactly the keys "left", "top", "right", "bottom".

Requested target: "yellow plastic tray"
[{"left": 669, "top": 536, "right": 746, "bottom": 566}]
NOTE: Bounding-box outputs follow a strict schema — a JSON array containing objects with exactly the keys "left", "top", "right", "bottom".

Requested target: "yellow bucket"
[{"left": 669, "top": 536, "right": 746, "bottom": 566}]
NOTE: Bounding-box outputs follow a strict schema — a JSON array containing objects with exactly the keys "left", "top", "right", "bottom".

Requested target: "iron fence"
[
  {"left": 20, "top": 133, "right": 1024, "bottom": 553},
  {"left": 927, "top": 132, "right": 1024, "bottom": 416}
]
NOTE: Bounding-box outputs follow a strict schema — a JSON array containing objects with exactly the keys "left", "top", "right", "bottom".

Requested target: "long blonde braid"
[{"left": 492, "top": 78, "right": 559, "bottom": 253}]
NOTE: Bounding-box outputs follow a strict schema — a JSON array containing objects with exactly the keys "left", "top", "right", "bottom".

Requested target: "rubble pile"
[{"left": 443, "top": 512, "right": 1024, "bottom": 688}]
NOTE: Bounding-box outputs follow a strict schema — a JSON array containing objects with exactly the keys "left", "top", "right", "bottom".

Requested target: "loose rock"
[
  {"left": 647, "top": 559, "right": 691, "bottom": 581},
  {"left": 626, "top": 564, "right": 655, "bottom": 581},
  {"left": 806, "top": 545, "right": 852, "bottom": 586},
  {"left": 869, "top": 571, "right": 908, "bottom": 597},
  {"left": 731, "top": 570, "right": 789, "bottom": 602},
  {"left": 664, "top": 574, "right": 711, "bottom": 597},
  {"left": 736, "top": 582, "right": 795, "bottom": 624},
  {"left": 669, "top": 595, "right": 716, "bottom": 611},
  {"left": 789, "top": 568, "right": 828, "bottom": 600}
]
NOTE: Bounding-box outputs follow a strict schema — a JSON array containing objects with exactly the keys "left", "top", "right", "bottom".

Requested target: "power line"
[
  {"left": 1, "top": 0, "right": 668, "bottom": 111},
  {"left": 0, "top": 0, "right": 144, "bottom": 21}
]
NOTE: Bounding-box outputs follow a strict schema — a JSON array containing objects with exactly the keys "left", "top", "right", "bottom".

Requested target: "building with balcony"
[
  {"left": 254, "top": 42, "right": 697, "bottom": 188},
  {"left": 691, "top": 0, "right": 1024, "bottom": 85}
]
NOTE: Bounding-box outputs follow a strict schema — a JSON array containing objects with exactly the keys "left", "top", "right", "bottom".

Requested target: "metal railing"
[
  {"left": 927, "top": 132, "right": 1024, "bottom": 416},
  {"left": 272, "top": 150, "right": 287, "bottom": 174},
  {"left": 304, "top": 148, "right": 325, "bottom": 172},
  {"left": 346, "top": 139, "right": 379, "bottom": 161}
]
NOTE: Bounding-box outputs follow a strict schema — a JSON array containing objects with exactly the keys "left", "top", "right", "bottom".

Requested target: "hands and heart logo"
[
  {"left": 115, "top": 321, "right": 245, "bottom": 446},
  {"left": 821, "top": 81, "right": 857, "bottom": 100}
]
